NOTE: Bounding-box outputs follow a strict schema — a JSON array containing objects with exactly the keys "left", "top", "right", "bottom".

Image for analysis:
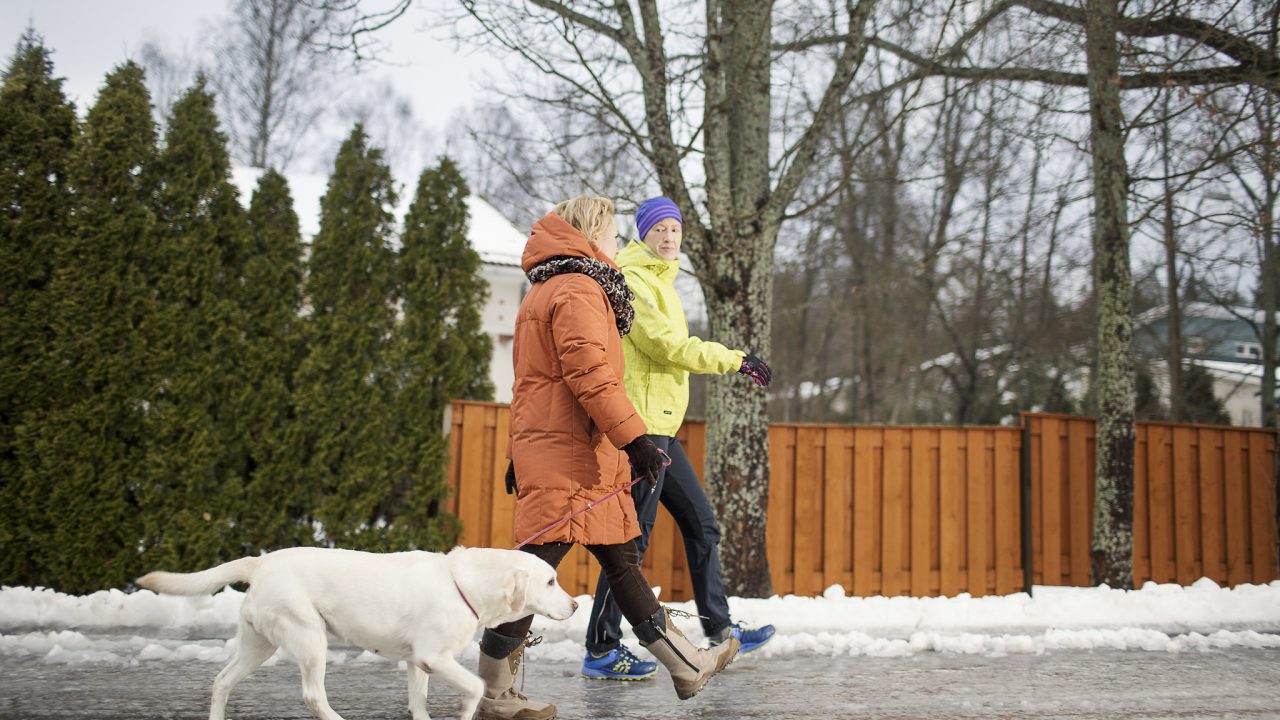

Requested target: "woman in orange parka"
[{"left": 474, "top": 196, "right": 739, "bottom": 720}]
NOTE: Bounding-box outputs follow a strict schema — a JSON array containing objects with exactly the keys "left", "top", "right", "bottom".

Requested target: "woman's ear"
[{"left": 504, "top": 568, "right": 529, "bottom": 614}]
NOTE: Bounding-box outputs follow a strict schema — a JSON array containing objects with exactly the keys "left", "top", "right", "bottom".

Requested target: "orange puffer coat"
[{"left": 509, "top": 212, "right": 648, "bottom": 547}]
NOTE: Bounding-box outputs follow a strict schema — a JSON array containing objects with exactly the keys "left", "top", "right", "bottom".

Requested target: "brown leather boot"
[
  {"left": 476, "top": 630, "right": 556, "bottom": 720},
  {"left": 634, "top": 607, "right": 740, "bottom": 700}
]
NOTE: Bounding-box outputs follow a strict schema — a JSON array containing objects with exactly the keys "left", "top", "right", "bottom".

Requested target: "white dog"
[{"left": 137, "top": 546, "right": 577, "bottom": 720}]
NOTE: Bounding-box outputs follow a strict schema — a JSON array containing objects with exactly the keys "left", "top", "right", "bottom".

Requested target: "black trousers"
[
  {"left": 584, "top": 435, "right": 732, "bottom": 655},
  {"left": 488, "top": 539, "right": 660, "bottom": 644}
]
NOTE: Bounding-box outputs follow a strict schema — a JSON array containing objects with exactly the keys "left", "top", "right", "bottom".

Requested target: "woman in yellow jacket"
[{"left": 581, "top": 197, "right": 775, "bottom": 681}]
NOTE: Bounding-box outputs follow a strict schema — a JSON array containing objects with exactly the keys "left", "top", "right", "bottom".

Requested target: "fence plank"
[
  {"left": 824, "top": 428, "right": 852, "bottom": 593},
  {"left": 1197, "top": 428, "right": 1225, "bottom": 584},
  {"left": 457, "top": 403, "right": 489, "bottom": 547},
  {"left": 939, "top": 430, "right": 964, "bottom": 597},
  {"left": 910, "top": 429, "right": 933, "bottom": 597},
  {"left": 1173, "top": 426, "right": 1201, "bottom": 584},
  {"left": 882, "top": 429, "right": 908, "bottom": 597},
  {"left": 994, "top": 429, "right": 1019, "bottom": 595},
  {"left": 1030, "top": 419, "right": 1043, "bottom": 585},
  {"left": 794, "top": 428, "right": 823, "bottom": 597},
  {"left": 1147, "top": 424, "right": 1174, "bottom": 583},
  {"left": 853, "top": 428, "right": 878, "bottom": 596},
  {"left": 490, "top": 409, "right": 513, "bottom": 547},
  {"left": 1133, "top": 425, "right": 1150, "bottom": 584},
  {"left": 446, "top": 408, "right": 463, "bottom": 517},
  {"left": 1041, "top": 417, "right": 1063, "bottom": 585},
  {"left": 768, "top": 427, "right": 796, "bottom": 596},
  {"left": 1223, "top": 431, "right": 1250, "bottom": 586},
  {"left": 1249, "top": 432, "right": 1278, "bottom": 583},
  {"left": 1067, "top": 419, "right": 1092, "bottom": 587},
  {"left": 967, "top": 429, "right": 991, "bottom": 596}
]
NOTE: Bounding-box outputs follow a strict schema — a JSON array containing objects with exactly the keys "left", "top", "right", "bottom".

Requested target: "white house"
[
  {"left": 464, "top": 200, "right": 529, "bottom": 402},
  {"left": 1136, "top": 303, "right": 1279, "bottom": 427}
]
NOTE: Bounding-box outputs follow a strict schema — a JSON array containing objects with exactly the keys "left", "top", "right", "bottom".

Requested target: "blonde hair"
[{"left": 553, "top": 195, "right": 615, "bottom": 248}]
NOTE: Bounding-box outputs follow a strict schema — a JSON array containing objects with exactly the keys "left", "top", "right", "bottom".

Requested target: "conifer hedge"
[{"left": 0, "top": 36, "right": 493, "bottom": 592}]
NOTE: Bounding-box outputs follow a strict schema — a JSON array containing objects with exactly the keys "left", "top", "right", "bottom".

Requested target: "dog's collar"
[{"left": 454, "top": 580, "right": 479, "bottom": 621}]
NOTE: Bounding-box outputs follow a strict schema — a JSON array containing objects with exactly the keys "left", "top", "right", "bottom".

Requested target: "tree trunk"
[
  {"left": 699, "top": 0, "right": 776, "bottom": 597},
  {"left": 1259, "top": 86, "right": 1277, "bottom": 431},
  {"left": 1085, "top": 0, "right": 1135, "bottom": 589},
  {"left": 1161, "top": 93, "right": 1183, "bottom": 423}
]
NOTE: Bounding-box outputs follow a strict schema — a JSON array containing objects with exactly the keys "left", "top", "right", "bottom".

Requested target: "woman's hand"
[
  {"left": 504, "top": 461, "right": 517, "bottom": 495},
  {"left": 738, "top": 353, "right": 772, "bottom": 387},
  {"left": 623, "top": 436, "right": 665, "bottom": 485}
]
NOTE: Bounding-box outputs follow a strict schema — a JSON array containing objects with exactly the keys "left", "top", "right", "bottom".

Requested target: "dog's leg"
[
  {"left": 295, "top": 651, "right": 345, "bottom": 720},
  {"left": 407, "top": 663, "right": 431, "bottom": 720},
  {"left": 276, "top": 618, "right": 345, "bottom": 720},
  {"left": 420, "top": 654, "right": 484, "bottom": 720},
  {"left": 210, "top": 620, "right": 277, "bottom": 720}
]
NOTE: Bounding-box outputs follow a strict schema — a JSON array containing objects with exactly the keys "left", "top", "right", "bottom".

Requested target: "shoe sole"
[
  {"left": 675, "top": 636, "right": 741, "bottom": 700},
  {"left": 737, "top": 635, "right": 775, "bottom": 655},
  {"left": 580, "top": 670, "right": 657, "bottom": 681}
]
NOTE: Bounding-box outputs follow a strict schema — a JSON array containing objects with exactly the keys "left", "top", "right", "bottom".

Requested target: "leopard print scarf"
[{"left": 527, "top": 256, "right": 635, "bottom": 337}]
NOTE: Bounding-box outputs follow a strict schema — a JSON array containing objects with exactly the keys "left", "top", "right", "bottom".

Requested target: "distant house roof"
[
  {"left": 1136, "top": 302, "right": 1269, "bottom": 326},
  {"left": 230, "top": 166, "right": 527, "bottom": 268}
]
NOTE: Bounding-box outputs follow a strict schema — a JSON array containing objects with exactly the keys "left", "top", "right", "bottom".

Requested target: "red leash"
[{"left": 512, "top": 451, "right": 671, "bottom": 550}]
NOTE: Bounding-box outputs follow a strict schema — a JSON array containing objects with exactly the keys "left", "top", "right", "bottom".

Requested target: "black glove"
[
  {"left": 504, "top": 461, "right": 516, "bottom": 495},
  {"left": 622, "top": 436, "right": 665, "bottom": 485},
  {"left": 738, "top": 353, "right": 772, "bottom": 387}
]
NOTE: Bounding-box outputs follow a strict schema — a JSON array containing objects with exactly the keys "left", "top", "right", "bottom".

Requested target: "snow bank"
[{"left": 3, "top": 579, "right": 1278, "bottom": 667}]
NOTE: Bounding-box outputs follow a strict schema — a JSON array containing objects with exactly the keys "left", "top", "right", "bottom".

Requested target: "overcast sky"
[{"left": 2, "top": 0, "right": 501, "bottom": 171}]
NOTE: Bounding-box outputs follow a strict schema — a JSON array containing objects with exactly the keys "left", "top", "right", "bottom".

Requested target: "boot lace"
[
  {"left": 517, "top": 632, "right": 543, "bottom": 694},
  {"left": 664, "top": 606, "right": 708, "bottom": 621}
]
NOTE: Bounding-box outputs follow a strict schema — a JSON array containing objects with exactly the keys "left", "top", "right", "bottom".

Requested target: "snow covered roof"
[
  {"left": 466, "top": 194, "right": 527, "bottom": 268},
  {"left": 1149, "top": 357, "right": 1278, "bottom": 385},
  {"left": 1137, "top": 302, "right": 1270, "bottom": 326},
  {"left": 229, "top": 166, "right": 527, "bottom": 268}
]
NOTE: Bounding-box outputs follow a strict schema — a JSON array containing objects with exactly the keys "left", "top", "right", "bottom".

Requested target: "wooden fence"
[
  {"left": 1026, "top": 413, "right": 1279, "bottom": 588},
  {"left": 446, "top": 401, "right": 1278, "bottom": 600}
]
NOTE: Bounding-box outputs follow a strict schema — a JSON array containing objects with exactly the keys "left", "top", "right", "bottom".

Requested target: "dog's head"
[
  {"left": 450, "top": 547, "right": 578, "bottom": 624},
  {"left": 504, "top": 553, "right": 577, "bottom": 621}
]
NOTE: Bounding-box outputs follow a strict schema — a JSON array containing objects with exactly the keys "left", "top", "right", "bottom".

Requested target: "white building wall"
[{"left": 481, "top": 264, "right": 528, "bottom": 403}]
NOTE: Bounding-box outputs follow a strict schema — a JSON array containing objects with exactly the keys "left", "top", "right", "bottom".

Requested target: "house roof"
[
  {"left": 230, "top": 166, "right": 527, "bottom": 268},
  {"left": 1136, "top": 302, "right": 1270, "bottom": 326}
]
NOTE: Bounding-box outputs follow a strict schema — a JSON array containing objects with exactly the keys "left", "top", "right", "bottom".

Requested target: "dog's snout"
[{"left": 571, "top": 599, "right": 579, "bottom": 612}]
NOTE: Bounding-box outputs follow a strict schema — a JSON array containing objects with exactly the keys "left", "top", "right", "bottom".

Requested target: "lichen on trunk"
[{"left": 1085, "top": 0, "right": 1135, "bottom": 590}]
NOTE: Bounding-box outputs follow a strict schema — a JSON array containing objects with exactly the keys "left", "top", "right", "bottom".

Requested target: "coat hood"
[
  {"left": 616, "top": 238, "right": 679, "bottom": 280},
  {"left": 522, "top": 211, "right": 616, "bottom": 272}
]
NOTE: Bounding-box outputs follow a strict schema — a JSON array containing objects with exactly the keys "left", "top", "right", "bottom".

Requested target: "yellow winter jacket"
[{"left": 617, "top": 240, "right": 744, "bottom": 436}]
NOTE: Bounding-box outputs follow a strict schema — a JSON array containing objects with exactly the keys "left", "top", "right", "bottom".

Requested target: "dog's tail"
[{"left": 136, "top": 556, "right": 261, "bottom": 596}]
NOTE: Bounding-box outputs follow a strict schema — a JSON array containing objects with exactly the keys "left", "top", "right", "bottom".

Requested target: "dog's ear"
[{"left": 503, "top": 568, "right": 529, "bottom": 614}]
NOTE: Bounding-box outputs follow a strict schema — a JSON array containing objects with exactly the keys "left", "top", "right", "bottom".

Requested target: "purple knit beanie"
[{"left": 635, "top": 197, "right": 683, "bottom": 241}]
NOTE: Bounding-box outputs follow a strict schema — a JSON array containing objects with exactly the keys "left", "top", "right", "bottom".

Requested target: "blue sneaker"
[
  {"left": 710, "top": 622, "right": 775, "bottom": 654},
  {"left": 580, "top": 644, "right": 657, "bottom": 681}
]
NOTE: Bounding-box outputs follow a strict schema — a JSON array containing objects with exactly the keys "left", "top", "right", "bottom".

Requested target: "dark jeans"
[
  {"left": 585, "top": 435, "right": 731, "bottom": 655},
  {"left": 488, "top": 540, "right": 660, "bottom": 646}
]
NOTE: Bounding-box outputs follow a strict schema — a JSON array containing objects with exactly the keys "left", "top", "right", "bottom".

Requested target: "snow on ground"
[{"left": 2, "top": 579, "right": 1278, "bottom": 668}]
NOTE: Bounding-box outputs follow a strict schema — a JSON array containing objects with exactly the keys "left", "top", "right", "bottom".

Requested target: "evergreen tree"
[
  {"left": 1134, "top": 362, "right": 1168, "bottom": 421},
  {"left": 139, "top": 77, "right": 253, "bottom": 570},
  {"left": 384, "top": 157, "right": 492, "bottom": 549},
  {"left": 0, "top": 30, "right": 79, "bottom": 586},
  {"left": 239, "top": 169, "right": 311, "bottom": 549},
  {"left": 296, "top": 125, "right": 401, "bottom": 549},
  {"left": 1180, "top": 362, "right": 1231, "bottom": 426},
  {"left": 15, "top": 63, "right": 158, "bottom": 591}
]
